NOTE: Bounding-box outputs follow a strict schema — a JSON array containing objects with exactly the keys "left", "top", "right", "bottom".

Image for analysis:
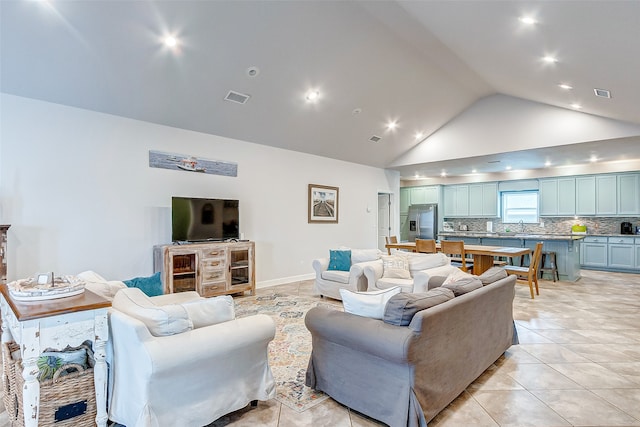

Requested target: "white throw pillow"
[
  {"left": 77, "top": 270, "right": 126, "bottom": 299},
  {"left": 381, "top": 254, "right": 411, "bottom": 279},
  {"left": 180, "top": 295, "right": 235, "bottom": 329},
  {"left": 442, "top": 268, "right": 475, "bottom": 285},
  {"left": 113, "top": 288, "right": 192, "bottom": 336},
  {"left": 339, "top": 287, "right": 401, "bottom": 320}
]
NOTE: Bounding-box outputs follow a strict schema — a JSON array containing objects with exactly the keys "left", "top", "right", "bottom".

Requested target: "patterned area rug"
[{"left": 234, "top": 293, "right": 341, "bottom": 412}]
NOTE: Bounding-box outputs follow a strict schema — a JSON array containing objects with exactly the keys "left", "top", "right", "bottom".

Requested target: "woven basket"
[{"left": 2, "top": 342, "right": 97, "bottom": 427}]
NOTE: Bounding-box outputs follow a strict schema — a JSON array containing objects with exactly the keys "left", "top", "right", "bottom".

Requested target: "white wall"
[{"left": 0, "top": 94, "right": 399, "bottom": 285}]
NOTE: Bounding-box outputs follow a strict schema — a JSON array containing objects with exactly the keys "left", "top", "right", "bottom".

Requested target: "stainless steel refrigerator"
[{"left": 406, "top": 204, "right": 438, "bottom": 241}]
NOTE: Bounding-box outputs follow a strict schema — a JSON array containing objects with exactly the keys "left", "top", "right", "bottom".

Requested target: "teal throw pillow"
[
  {"left": 328, "top": 249, "right": 351, "bottom": 271},
  {"left": 123, "top": 272, "right": 163, "bottom": 297}
]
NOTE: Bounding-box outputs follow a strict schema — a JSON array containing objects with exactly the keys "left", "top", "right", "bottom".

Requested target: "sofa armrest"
[
  {"left": 412, "top": 265, "right": 459, "bottom": 293},
  {"left": 363, "top": 260, "right": 383, "bottom": 291},
  {"left": 305, "top": 306, "right": 415, "bottom": 364},
  {"left": 151, "top": 291, "right": 202, "bottom": 306},
  {"left": 312, "top": 258, "right": 330, "bottom": 278}
]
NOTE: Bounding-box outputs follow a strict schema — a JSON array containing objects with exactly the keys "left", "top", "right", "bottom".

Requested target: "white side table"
[{"left": 0, "top": 285, "right": 111, "bottom": 427}]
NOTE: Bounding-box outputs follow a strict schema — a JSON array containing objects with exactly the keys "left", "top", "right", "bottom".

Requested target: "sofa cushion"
[
  {"left": 350, "top": 248, "right": 381, "bottom": 264},
  {"left": 77, "top": 270, "right": 126, "bottom": 300},
  {"left": 375, "top": 277, "right": 415, "bottom": 292},
  {"left": 112, "top": 287, "right": 193, "bottom": 336},
  {"left": 478, "top": 266, "right": 508, "bottom": 285},
  {"left": 381, "top": 254, "right": 411, "bottom": 279},
  {"left": 339, "top": 286, "right": 401, "bottom": 320},
  {"left": 328, "top": 249, "right": 351, "bottom": 271},
  {"left": 181, "top": 295, "right": 235, "bottom": 329},
  {"left": 383, "top": 287, "right": 455, "bottom": 326},
  {"left": 406, "top": 253, "right": 449, "bottom": 272},
  {"left": 321, "top": 270, "right": 350, "bottom": 284},
  {"left": 441, "top": 270, "right": 483, "bottom": 296}
]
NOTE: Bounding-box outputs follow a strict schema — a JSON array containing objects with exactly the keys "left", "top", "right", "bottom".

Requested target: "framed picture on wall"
[{"left": 308, "top": 184, "right": 339, "bottom": 223}]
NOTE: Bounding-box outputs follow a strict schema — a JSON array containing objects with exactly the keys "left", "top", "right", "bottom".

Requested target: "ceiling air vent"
[
  {"left": 224, "top": 90, "right": 251, "bottom": 104},
  {"left": 369, "top": 135, "right": 382, "bottom": 143},
  {"left": 594, "top": 88, "right": 611, "bottom": 98}
]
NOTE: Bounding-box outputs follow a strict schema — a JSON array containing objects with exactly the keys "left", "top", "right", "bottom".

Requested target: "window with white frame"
[{"left": 501, "top": 191, "right": 539, "bottom": 223}]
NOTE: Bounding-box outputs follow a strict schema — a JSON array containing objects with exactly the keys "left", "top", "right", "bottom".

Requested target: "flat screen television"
[{"left": 172, "top": 197, "right": 239, "bottom": 242}]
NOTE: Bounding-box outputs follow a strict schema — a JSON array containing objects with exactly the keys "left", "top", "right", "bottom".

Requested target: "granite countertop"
[{"left": 438, "top": 231, "right": 586, "bottom": 240}]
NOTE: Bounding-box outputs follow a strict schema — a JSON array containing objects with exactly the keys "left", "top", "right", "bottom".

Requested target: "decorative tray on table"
[{"left": 7, "top": 275, "right": 86, "bottom": 301}]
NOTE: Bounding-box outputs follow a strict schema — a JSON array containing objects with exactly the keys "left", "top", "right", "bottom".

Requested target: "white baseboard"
[{"left": 257, "top": 273, "right": 314, "bottom": 289}]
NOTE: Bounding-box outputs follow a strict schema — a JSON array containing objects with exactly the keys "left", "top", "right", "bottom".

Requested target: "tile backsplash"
[{"left": 444, "top": 217, "right": 640, "bottom": 235}]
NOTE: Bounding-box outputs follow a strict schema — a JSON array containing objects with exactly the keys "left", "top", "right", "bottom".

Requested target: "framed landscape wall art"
[{"left": 308, "top": 184, "right": 339, "bottom": 223}]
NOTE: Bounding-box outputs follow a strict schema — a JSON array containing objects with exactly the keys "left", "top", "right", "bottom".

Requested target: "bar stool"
[{"left": 539, "top": 251, "right": 559, "bottom": 282}]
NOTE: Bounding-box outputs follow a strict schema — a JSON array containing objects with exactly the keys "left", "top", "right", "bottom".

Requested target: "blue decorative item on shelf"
[{"left": 123, "top": 272, "right": 163, "bottom": 297}]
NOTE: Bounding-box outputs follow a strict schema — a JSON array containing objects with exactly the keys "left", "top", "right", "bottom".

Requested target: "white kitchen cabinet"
[
  {"left": 635, "top": 238, "right": 640, "bottom": 268},
  {"left": 539, "top": 178, "right": 575, "bottom": 216},
  {"left": 617, "top": 174, "right": 640, "bottom": 215},
  {"left": 596, "top": 175, "right": 617, "bottom": 216},
  {"left": 580, "top": 236, "right": 607, "bottom": 267},
  {"left": 444, "top": 185, "right": 469, "bottom": 217},
  {"left": 608, "top": 237, "right": 634, "bottom": 269},
  {"left": 468, "top": 182, "right": 498, "bottom": 217},
  {"left": 575, "top": 176, "right": 596, "bottom": 215},
  {"left": 558, "top": 178, "right": 576, "bottom": 215},
  {"left": 400, "top": 188, "right": 410, "bottom": 215},
  {"left": 539, "top": 179, "right": 558, "bottom": 216}
]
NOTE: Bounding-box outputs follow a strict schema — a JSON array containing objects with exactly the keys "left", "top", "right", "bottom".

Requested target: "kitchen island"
[{"left": 438, "top": 232, "right": 585, "bottom": 282}]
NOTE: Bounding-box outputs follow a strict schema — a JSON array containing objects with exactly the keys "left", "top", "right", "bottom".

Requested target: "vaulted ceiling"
[{"left": 2, "top": 1, "right": 639, "bottom": 179}]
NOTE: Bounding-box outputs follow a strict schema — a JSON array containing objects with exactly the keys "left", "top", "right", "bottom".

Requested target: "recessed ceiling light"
[
  {"left": 352, "top": 108, "right": 362, "bottom": 115},
  {"left": 246, "top": 66, "right": 260, "bottom": 78},
  {"left": 505, "top": 166, "right": 512, "bottom": 170},
  {"left": 305, "top": 90, "right": 320, "bottom": 103},
  {"left": 386, "top": 121, "right": 398, "bottom": 131},
  {"left": 163, "top": 35, "right": 178, "bottom": 48},
  {"left": 542, "top": 55, "right": 558, "bottom": 63},
  {"left": 545, "top": 161, "right": 551, "bottom": 167},
  {"left": 590, "top": 155, "right": 598, "bottom": 163},
  {"left": 415, "top": 132, "right": 424, "bottom": 140},
  {"left": 558, "top": 84, "right": 573, "bottom": 90},
  {"left": 570, "top": 103, "right": 582, "bottom": 109},
  {"left": 472, "top": 169, "right": 477, "bottom": 173},
  {"left": 440, "top": 171, "right": 447, "bottom": 177},
  {"left": 519, "top": 16, "right": 537, "bottom": 25},
  {"left": 594, "top": 88, "right": 611, "bottom": 98}
]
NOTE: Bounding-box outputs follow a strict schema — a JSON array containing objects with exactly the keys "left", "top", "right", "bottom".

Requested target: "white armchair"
[
  {"left": 107, "top": 288, "right": 276, "bottom": 427},
  {"left": 364, "top": 252, "right": 458, "bottom": 293},
  {"left": 312, "top": 248, "right": 382, "bottom": 300}
]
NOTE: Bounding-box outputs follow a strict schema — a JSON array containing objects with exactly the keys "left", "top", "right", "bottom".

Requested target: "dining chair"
[
  {"left": 440, "top": 240, "right": 473, "bottom": 273},
  {"left": 415, "top": 238, "right": 437, "bottom": 254},
  {"left": 505, "top": 242, "right": 543, "bottom": 299},
  {"left": 385, "top": 236, "right": 399, "bottom": 254}
]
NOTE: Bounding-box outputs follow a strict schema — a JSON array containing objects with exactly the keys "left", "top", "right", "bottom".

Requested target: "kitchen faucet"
[{"left": 519, "top": 219, "right": 525, "bottom": 233}]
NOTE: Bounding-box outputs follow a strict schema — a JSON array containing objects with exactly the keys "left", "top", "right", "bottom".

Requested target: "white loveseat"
[
  {"left": 107, "top": 288, "right": 276, "bottom": 427},
  {"left": 364, "top": 252, "right": 459, "bottom": 293},
  {"left": 312, "top": 248, "right": 382, "bottom": 300}
]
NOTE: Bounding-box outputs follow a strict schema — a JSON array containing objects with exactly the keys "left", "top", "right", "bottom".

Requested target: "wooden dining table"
[{"left": 385, "top": 242, "right": 531, "bottom": 275}]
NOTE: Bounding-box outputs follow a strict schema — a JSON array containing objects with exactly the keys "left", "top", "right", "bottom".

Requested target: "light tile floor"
[{"left": 2, "top": 269, "right": 639, "bottom": 427}]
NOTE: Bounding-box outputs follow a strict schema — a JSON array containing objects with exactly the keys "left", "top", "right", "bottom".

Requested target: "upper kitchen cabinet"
[
  {"left": 401, "top": 186, "right": 440, "bottom": 215},
  {"left": 539, "top": 178, "right": 576, "bottom": 216},
  {"left": 596, "top": 175, "right": 617, "bottom": 216},
  {"left": 410, "top": 186, "right": 439, "bottom": 205},
  {"left": 400, "top": 188, "right": 410, "bottom": 215},
  {"left": 617, "top": 173, "right": 640, "bottom": 215},
  {"left": 443, "top": 185, "right": 469, "bottom": 217},
  {"left": 468, "top": 182, "right": 498, "bottom": 217},
  {"left": 575, "top": 176, "right": 596, "bottom": 215}
]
